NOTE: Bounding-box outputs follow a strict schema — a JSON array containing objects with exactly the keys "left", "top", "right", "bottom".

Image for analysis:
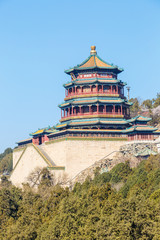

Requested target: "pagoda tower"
[{"left": 53, "top": 46, "right": 132, "bottom": 139}]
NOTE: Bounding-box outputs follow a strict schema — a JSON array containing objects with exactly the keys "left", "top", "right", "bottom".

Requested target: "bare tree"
[{"left": 27, "top": 167, "right": 43, "bottom": 188}]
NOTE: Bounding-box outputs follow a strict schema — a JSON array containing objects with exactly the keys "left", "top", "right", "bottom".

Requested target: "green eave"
[
  {"left": 65, "top": 66, "right": 123, "bottom": 75},
  {"left": 58, "top": 97, "right": 125, "bottom": 108}
]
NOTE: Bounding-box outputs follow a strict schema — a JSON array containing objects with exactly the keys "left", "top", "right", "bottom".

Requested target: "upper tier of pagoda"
[{"left": 65, "top": 46, "right": 123, "bottom": 75}]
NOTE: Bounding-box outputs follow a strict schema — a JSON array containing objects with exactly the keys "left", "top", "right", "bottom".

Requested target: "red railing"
[
  {"left": 61, "top": 111, "right": 123, "bottom": 120},
  {"left": 66, "top": 91, "right": 122, "bottom": 98}
]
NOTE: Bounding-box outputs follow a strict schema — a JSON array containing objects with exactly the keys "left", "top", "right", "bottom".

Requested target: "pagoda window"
[
  {"left": 82, "top": 85, "right": 90, "bottom": 93},
  {"left": 69, "top": 88, "right": 72, "bottom": 95},
  {"left": 91, "top": 105, "right": 97, "bottom": 113},
  {"left": 104, "top": 85, "right": 110, "bottom": 93},
  {"left": 99, "top": 105, "right": 104, "bottom": 113},
  {"left": 115, "top": 105, "right": 119, "bottom": 113},
  {"left": 76, "top": 86, "right": 81, "bottom": 93},
  {"left": 98, "top": 85, "right": 102, "bottom": 93},
  {"left": 82, "top": 106, "right": 89, "bottom": 113},
  {"left": 112, "top": 85, "right": 116, "bottom": 94},
  {"left": 106, "top": 105, "right": 113, "bottom": 113},
  {"left": 75, "top": 106, "right": 79, "bottom": 114},
  {"left": 91, "top": 85, "right": 96, "bottom": 93}
]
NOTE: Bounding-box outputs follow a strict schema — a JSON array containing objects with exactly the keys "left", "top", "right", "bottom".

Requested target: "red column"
[
  {"left": 102, "top": 85, "right": 104, "bottom": 93},
  {"left": 121, "top": 105, "right": 123, "bottom": 115},
  {"left": 104, "top": 105, "right": 106, "bottom": 113},
  {"left": 97, "top": 104, "right": 99, "bottom": 114},
  {"left": 80, "top": 106, "right": 82, "bottom": 114},
  {"left": 44, "top": 135, "right": 49, "bottom": 142},
  {"left": 64, "top": 109, "right": 66, "bottom": 117},
  {"left": 96, "top": 85, "right": 98, "bottom": 93},
  {"left": 111, "top": 85, "right": 113, "bottom": 94},
  {"left": 116, "top": 85, "right": 118, "bottom": 94}
]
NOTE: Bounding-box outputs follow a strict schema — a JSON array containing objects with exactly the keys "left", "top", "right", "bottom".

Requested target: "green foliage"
[
  {"left": 0, "top": 157, "right": 160, "bottom": 239},
  {"left": 142, "top": 99, "right": 153, "bottom": 109},
  {"left": 0, "top": 148, "right": 13, "bottom": 174},
  {"left": 130, "top": 97, "right": 141, "bottom": 117},
  {"left": 153, "top": 93, "right": 160, "bottom": 108},
  {"left": 110, "top": 161, "right": 132, "bottom": 183}
]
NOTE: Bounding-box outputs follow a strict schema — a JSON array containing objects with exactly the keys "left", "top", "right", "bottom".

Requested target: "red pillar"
[
  {"left": 104, "top": 105, "right": 106, "bottom": 113},
  {"left": 116, "top": 85, "right": 118, "bottom": 94},
  {"left": 102, "top": 85, "right": 104, "bottom": 93},
  {"left": 96, "top": 85, "right": 98, "bottom": 93},
  {"left": 121, "top": 105, "right": 123, "bottom": 115},
  {"left": 111, "top": 85, "right": 113, "bottom": 94}
]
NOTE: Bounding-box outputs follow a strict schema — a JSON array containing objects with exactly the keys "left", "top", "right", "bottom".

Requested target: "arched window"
[
  {"left": 76, "top": 86, "right": 81, "bottom": 93},
  {"left": 92, "top": 85, "right": 96, "bottom": 92},
  {"left": 99, "top": 105, "right": 104, "bottom": 113},
  {"left": 98, "top": 85, "right": 102, "bottom": 93},
  {"left": 104, "top": 85, "right": 110, "bottom": 93},
  {"left": 82, "top": 106, "right": 89, "bottom": 113},
  {"left": 91, "top": 105, "right": 97, "bottom": 113},
  {"left": 82, "top": 85, "right": 90, "bottom": 93},
  {"left": 112, "top": 85, "right": 116, "bottom": 93}
]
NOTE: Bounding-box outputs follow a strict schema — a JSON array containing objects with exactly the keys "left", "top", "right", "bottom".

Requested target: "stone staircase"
[
  {"left": 36, "top": 145, "right": 55, "bottom": 166},
  {"left": 33, "top": 144, "right": 65, "bottom": 171},
  {"left": 32, "top": 144, "right": 54, "bottom": 167}
]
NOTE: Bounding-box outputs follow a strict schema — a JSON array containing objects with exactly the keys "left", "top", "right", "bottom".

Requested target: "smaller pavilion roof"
[
  {"left": 123, "top": 125, "right": 157, "bottom": 133},
  {"left": 128, "top": 115, "right": 152, "bottom": 123},
  {"left": 65, "top": 46, "right": 123, "bottom": 75},
  {"left": 30, "top": 127, "right": 55, "bottom": 136}
]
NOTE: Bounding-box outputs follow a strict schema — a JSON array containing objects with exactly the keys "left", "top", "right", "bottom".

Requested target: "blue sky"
[{"left": 0, "top": 0, "right": 160, "bottom": 152}]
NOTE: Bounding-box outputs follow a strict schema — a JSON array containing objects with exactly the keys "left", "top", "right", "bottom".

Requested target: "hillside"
[{"left": 0, "top": 155, "right": 160, "bottom": 239}]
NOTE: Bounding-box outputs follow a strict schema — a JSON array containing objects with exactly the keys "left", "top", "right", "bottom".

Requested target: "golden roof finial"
[{"left": 90, "top": 45, "right": 97, "bottom": 55}]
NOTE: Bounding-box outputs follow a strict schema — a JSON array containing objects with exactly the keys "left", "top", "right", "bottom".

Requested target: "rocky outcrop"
[{"left": 70, "top": 142, "right": 158, "bottom": 185}]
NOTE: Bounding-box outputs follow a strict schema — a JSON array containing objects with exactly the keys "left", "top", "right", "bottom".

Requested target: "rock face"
[{"left": 70, "top": 142, "right": 158, "bottom": 185}]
